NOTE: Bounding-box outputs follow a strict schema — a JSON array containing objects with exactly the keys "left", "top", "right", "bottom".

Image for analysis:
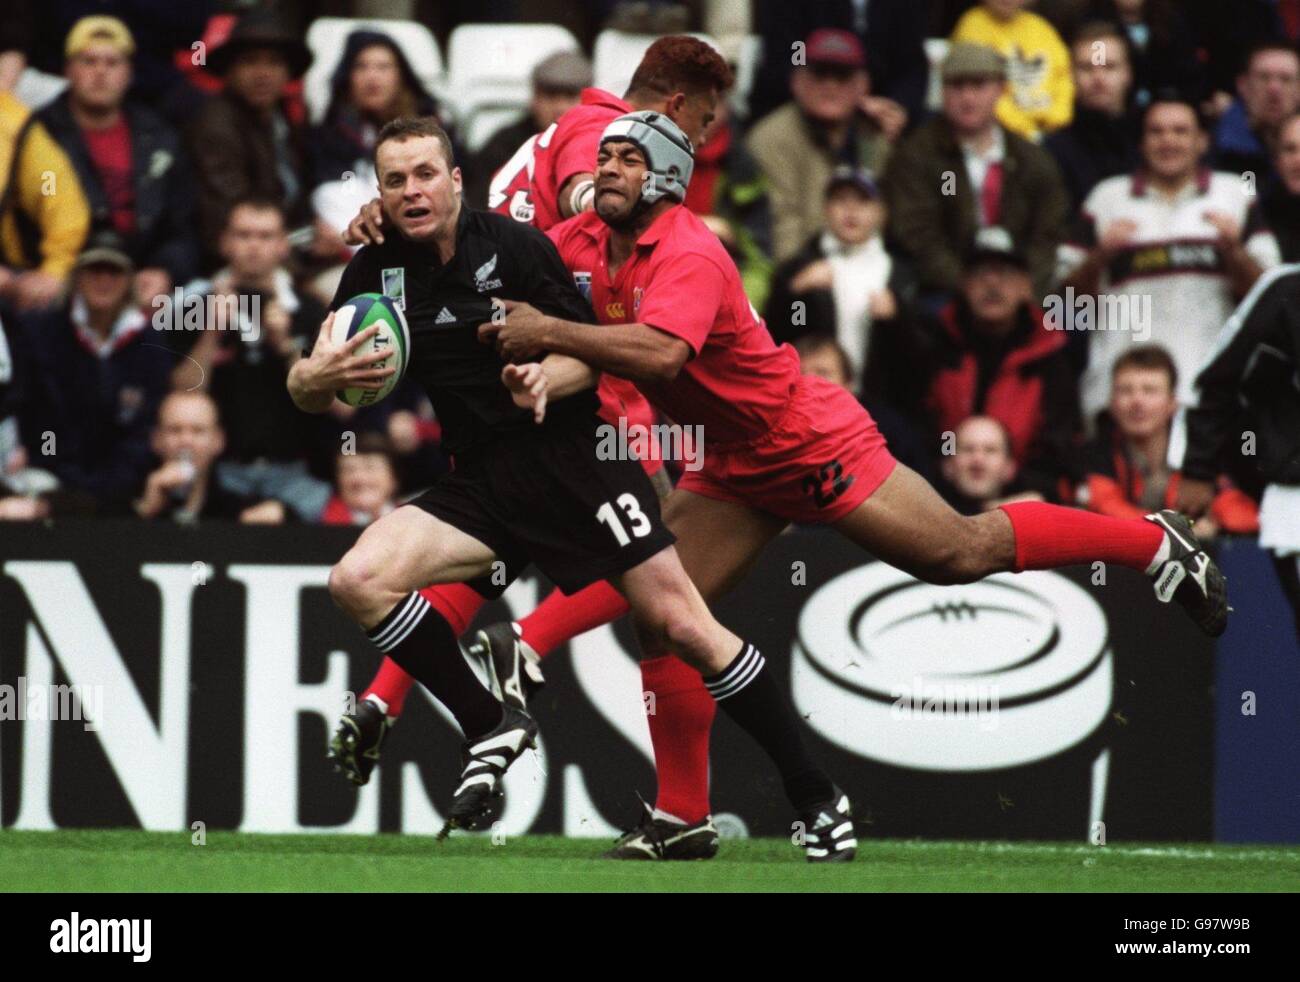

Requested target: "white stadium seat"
[
  {"left": 303, "top": 17, "right": 445, "bottom": 125},
  {"left": 593, "top": 30, "right": 746, "bottom": 117},
  {"left": 593, "top": 30, "right": 721, "bottom": 104},
  {"left": 445, "top": 23, "right": 581, "bottom": 152}
]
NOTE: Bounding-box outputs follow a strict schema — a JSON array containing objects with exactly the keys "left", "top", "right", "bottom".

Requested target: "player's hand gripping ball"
[{"left": 330, "top": 293, "right": 410, "bottom": 406}]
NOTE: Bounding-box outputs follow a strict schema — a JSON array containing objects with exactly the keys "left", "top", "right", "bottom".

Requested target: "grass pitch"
[{"left": 1, "top": 830, "right": 1297, "bottom": 892}]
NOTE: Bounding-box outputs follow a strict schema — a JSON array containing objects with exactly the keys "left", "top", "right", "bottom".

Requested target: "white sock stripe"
[
  {"left": 374, "top": 596, "right": 431, "bottom": 652},
  {"left": 707, "top": 647, "right": 766, "bottom": 700},
  {"left": 369, "top": 593, "right": 422, "bottom": 648},
  {"left": 704, "top": 643, "right": 758, "bottom": 692},
  {"left": 376, "top": 600, "right": 430, "bottom": 653},
  {"left": 469, "top": 729, "right": 529, "bottom": 756}
]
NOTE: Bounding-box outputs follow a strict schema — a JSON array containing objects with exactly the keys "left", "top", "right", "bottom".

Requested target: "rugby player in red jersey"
[{"left": 472, "top": 111, "right": 1228, "bottom": 857}]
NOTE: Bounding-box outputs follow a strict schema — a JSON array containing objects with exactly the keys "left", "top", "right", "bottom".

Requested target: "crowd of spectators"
[{"left": 0, "top": 0, "right": 1296, "bottom": 548}]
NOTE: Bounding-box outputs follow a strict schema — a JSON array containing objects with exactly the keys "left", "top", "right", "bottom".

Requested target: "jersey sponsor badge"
[
  {"left": 381, "top": 268, "right": 407, "bottom": 310},
  {"left": 632, "top": 286, "right": 644, "bottom": 317},
  {"left": 509, "top": 190, "right": 535, "bottom": 223}
]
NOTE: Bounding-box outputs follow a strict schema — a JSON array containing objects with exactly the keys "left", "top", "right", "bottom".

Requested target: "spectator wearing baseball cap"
[
  {"left": 764, "top": 165, "right": 911, "bottom": 394},
  {"left": 187, "top": 10, "right": 314, "bottom": 264},
  {"left": 747, "top": 28, "right": 909, "bottom": 261},
  {"left": 882, "top": 43, "right": 1069, "bottom": 303},
  {"left": 746, "top": 2, "right": 930, "bottom": 128},
  {"left": 38, "top": 16, "right": 199, "bottom": 309},
  {"left": 951, "top": 0, "right": 1075, "bottom": 141},
  {"left": 872, "top": 226, "right": 1082, "bottom": 502},
  {"left": 466, "top": 50, "right": 592, "bottom": 208}
]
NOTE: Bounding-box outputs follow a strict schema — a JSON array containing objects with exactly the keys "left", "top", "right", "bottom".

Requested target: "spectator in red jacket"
[
  {"left": 1080, "top": 344, "right": 1259, "bottom": 538},
  {"left": 872, "top": 226, "right": 1081, "bottom": 501},
  {"left": 320, "top": 433, "right": 401, "bottom": 527}
]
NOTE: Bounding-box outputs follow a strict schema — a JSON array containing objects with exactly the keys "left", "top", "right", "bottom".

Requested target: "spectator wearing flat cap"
[
  {"left": 187, "top": 10, "right": 313, "bottom": 267},
  {"left": 13, "top": 230, "right": 173, "bottom": 514},
  {"left": 747, "top": 28, "right": 907, "bottom": 262},
  {"left": 38, "top": 16, "right": 199, "bottom": 310},
  {"left": 465, "top": 51, "right": 592, "bottom": 208},
  {"left": 950, "top": 0, "right": 1075, "bottom": 141},
  {"left": 882, "top": 43, "right": 1069, "bottom": 303},
  {"left": 764, "top": 165, "right": 912, "bottom": 395},
  {"left": 871, "top": 227, "right": 1082, "bottom": 502}
]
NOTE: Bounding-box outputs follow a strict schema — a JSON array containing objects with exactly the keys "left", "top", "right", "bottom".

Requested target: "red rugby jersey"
[{"left": 549, "top": 205, "right": 801, "bottom": 446}]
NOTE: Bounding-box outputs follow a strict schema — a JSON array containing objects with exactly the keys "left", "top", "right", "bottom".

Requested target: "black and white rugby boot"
[
  {"left": 438, "top": 704, "right": 539, "bottom": 838},
  {"left": 462, "top": 621, "right": 545, "bottom": 711},
  {"left": 604, "top": 800, "right": 719, "bottom": 860},
  {"left": 328, "top": 698, "right": 390, "bottom": 787},
  {"left": 1145, "top": 509, "right": 1230, "bottom": 637},
  {"left": 801, "top": 787, "right": 856, "bottom": 863}
]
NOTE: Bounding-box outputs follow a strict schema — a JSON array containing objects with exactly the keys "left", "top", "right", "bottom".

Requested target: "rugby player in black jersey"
[{"left": 288, "top": 117, "right": 853, "bottom": 845}]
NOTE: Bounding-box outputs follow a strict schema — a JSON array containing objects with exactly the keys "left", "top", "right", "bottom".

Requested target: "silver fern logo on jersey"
[{"left": 475, "top": 254, "right": 503, "bottom": 291}]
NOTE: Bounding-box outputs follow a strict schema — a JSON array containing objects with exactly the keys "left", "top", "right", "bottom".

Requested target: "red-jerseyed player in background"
[
  {"left": 477, "top": 111, "right": 1228, "bottom": 856},
  {"left": 331, "top": 39, "right": 749, "bottom": 856}
]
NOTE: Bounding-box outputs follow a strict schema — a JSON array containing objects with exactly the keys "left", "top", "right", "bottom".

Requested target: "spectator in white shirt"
[{"left": 1057, "top": 94, "right": 1279, "bottom": 422}]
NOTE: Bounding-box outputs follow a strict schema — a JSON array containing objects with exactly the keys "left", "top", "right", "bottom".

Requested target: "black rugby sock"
[
  {"left": 703, "top": 641, "right": 835, "bottom": 812},
  {"left": 367, "top": 592, "right": 503, "bottom": 738}
]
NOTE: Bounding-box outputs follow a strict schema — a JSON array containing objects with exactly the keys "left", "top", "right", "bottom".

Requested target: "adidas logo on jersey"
[{"left": 435, "top": 307, "right": 456, "bottom": 324}]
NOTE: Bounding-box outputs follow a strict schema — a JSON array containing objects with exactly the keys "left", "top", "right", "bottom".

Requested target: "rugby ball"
[{"left": 330, "top": 293, "right": 410, "bottom": 407}]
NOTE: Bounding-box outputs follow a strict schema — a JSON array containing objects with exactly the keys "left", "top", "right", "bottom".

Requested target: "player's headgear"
[{"left": 599, "top": 111, "right": 695, "bottom": 203}]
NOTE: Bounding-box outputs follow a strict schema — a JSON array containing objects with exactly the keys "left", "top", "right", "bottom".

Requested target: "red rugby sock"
[
  {"left": 362, "top": 583, "right": 486, "bottom": 718},
  {"left": 999, "top": 501, "right": 1165, "bottom": 573},
  {"left": 641, "top": 655, "right": 714, "bottom": 824},
  {"left": 519, "top": 580, "right": 630, "bottom": 659}
]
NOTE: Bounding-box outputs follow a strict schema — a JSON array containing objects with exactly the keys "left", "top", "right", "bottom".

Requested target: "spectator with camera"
[
  {"left": 171, "top": 196, "right": 330, "bottom": 521},
  {"left": 134, "top": 389, "right": 282, "bottom": 523}
]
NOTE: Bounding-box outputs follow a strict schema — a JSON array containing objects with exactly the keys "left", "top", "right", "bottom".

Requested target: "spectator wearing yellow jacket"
[
  {"left": 0, "top": 90, "right": 90, "bottom": 310},
  {"left": 951, "top": 0, "right": 1074, "bottom": 142}
]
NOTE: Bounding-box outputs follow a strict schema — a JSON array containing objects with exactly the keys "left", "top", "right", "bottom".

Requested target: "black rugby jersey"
[{"left": 329, "top": 204, "right": 600, "bottom": 455}]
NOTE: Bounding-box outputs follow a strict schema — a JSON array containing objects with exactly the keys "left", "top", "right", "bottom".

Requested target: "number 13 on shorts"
[{"left": 596, "top": 493, "right": 652, "bottom": 546}]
